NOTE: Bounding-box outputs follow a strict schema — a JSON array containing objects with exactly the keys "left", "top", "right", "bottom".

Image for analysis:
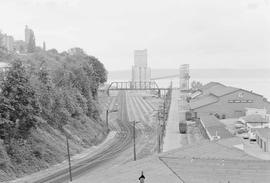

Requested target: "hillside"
[{"left": 0, "top": 48, "right": 108, "bottom": 181}]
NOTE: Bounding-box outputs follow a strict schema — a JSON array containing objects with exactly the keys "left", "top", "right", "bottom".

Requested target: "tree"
[
  {"left": 68, "top": 47, "right": 85, "bottom": 55},
  {"left": 88, "top": 56, "right": 107, "bottom": 84},
  {"left": 191, "top": 81, "right": 203, "bottom": 91},
  {"left": 0, "top": 60, "right": 40, "bottom": 141}
]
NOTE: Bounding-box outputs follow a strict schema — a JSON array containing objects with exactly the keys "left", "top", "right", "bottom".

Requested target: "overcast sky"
[{"left": 0, "top": 0, "right": 270, "bottom": 71}]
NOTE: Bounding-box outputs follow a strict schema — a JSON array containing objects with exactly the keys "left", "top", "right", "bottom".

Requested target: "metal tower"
[{"left": 179, "top": 64, "right": 190, "bottom": 91}]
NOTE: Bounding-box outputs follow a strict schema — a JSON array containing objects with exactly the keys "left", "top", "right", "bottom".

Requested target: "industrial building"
[
  {"left": 0, "top": 62, "right": 10, "bottom": 73},
  {"left": 131, "top": 49, "right": 151, "bottom": 84},
  {"left": 256, "top": 128, "right": 270, "bottom": 152},
  {"left": 189, "top": 82, "right": 270, "bottom": 118},
  {"left": 239, "top": 114, "right": 269, "bottom": 128},
  {"left": 179, "top": 64, "right": 190, "bottom": 91},
  {"left": 25, "top": 25, "right": 35, "bottom": 44},
  {"left": 0, "top": 33, "right": 14, "bottom": 52}
]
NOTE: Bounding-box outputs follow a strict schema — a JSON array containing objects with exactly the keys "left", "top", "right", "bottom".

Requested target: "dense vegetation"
[{"left": 0, "top": 48, "right": 108, "bottom": 179}]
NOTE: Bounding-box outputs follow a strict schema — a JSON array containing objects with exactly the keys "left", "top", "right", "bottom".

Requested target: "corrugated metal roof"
[
  {"left": 189, "top": 95, "right": 218, "bottom": 110},
  {"left": 242, "top": 114, "right": 268, "bottom": 123},
  {"left": 200, "top": 82, "right": 225, "bottom": 90},
  {"left": 203, "top": 84, "right": 239, "bottom": 97},
  {"left": 200, "top": 115, "right": 225, "bottom": 128},
  {"left": 200, "top": 115, "right": 234, "bottom": 139},
  {"left": 189, "top": 82, "right": 257, "bottom": 109}
]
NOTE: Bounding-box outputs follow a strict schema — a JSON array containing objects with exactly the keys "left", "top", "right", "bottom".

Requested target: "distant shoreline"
[{"left": 109, "top": 68, "right": 270, "bottom": 80}]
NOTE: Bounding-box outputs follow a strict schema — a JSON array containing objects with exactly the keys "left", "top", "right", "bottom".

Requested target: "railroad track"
[{"left": 33, "top": 91, "right": 134, "bottom": 183}]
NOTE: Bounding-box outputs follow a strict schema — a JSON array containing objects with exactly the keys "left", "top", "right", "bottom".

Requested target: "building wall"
[
  {"left": 256, "top": 134, "right": 270, "bottom": 152},
  {"left": 132, "top": 66, "right": 151, "bottom": 82},
  {"left": 1, "top": 34, "right": 14, "bottom": 52},
  {"left": 179, "top": 64, "right": 189, "bottom": 90},
  {"left": 134, "top": 49, "right": 147, "bottom": 67},
  {"left": 193, "top": 90, "right": 270, "bottom": 118},
  {"left": 25, "top": 25, "right": 34, "bottom": 44},
  {"left": 246, "top": 108, "right": 267, "bottom": 116},
  {"left": 132, "top": 49, "right": 151, "bottom": 82}
]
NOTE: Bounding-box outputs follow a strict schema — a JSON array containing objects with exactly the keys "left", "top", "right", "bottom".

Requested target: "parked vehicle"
[
  {"left": 249, "top": 130, "right": 256, "bottom": 141},
  {"left": 242, "top": 133, "right": 249, "bottom": 139},
  {"left": 212, "top": 135, "right": 221, "bottom": 141},
  {"left": 179, "top": 121, "right": 187, "bottom": 134},
  {"left": 185, "top": 112, "right": 192, "bottom": 121},
  {"left": 235, "top": 122, "right": 244, "bottom": 129},
  {"left": 237, "top": 127, "right": 248, "bottom": 134}
]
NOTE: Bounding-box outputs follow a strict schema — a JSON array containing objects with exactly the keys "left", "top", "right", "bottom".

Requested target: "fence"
[{"left": 159, "top": 83, "right": 173, "bottom": 152}]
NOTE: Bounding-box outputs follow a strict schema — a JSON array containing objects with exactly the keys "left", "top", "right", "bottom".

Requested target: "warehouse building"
[
  {"left": 239, "top": 114, "right": 269, "bottom": 129},
  {"left": 189, "top": 82, "right": 270, "bottom": 118},
  {"left": 200, "top": 115, "right": 234, "bottom": 140}
]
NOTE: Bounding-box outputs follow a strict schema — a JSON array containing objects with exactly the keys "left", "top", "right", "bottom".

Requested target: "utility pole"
[
  {"left": 106, "top": 109, "right": 109, "bottom": 132},
  {"left": 163, "top": 99, "right": 166, "bottom": 122},
  {"left": 158, "top": 111, "right": 161, "bottom": 153},
  {"left": 66, "top": 136, "right": 72, "bottom": 182},
  {"left": 133, "top": 120, "right": 136, "bottom": 161}
]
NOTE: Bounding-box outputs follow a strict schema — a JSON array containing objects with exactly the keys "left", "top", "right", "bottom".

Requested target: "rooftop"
[
  {"left": 190, "top": 81, "right": 264, "bottom": 110},
  {"left": 160, "top": 140, "right": 269, "bottom": 183},
  {"left": 68, "top": 139, "right": 270, "bottom": 183},
  {"left": 241, "top": 114, "right": 268, "bottom": 123},
  {"left": 200, "top": 115, "right": 234, "bottom": 139},
  {"left": 189, "top": 94, "right": 218, "bottom": 110},
  {"left": 256, "top": 128, "right": 270, "bottom": 139},
  {"left": 200, "top": 81, "right": 225, "bottom": 91},
  {"left": 203, "top": 85, "right": 238, "bottom": 97}
]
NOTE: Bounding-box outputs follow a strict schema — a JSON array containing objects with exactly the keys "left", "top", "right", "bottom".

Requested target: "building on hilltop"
[
  {"left": 0, "top": 33, "right": 14, "bottom": 52},
  {"left": 25, "top": 25, "right": 35, "bottom": 44},
  {"left": 179, "top": 64, "right": 190, "bottom": 91},
  {"left": 0, "top": 62, "right": 11, "bottom": 87},
  {"left": 131, "top": 49, "right": 151, "bottom": 84},
  {"left": 189, "top": 82, "right": 270, "bottom": 118},
  {"left": 25, "top": 25, "right": 36, "bottom": 53},
  {"left": 13, "top": 40, "right": 27, "bottom": 53},
  {"left": 0, "top": 62, "right": 10, "bottom": 73}
]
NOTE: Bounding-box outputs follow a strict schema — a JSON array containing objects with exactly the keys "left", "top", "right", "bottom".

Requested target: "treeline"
[{"left": 0, "top": 48, "right": 107, "bottom": 175}]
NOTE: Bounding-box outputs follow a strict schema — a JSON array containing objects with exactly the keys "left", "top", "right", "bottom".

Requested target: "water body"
[
  {"left": 108, "top": 69, "right": 270, "bottom": 100},
  {"left": 157, "top": 78, "right": 270, "bottom": 100}
]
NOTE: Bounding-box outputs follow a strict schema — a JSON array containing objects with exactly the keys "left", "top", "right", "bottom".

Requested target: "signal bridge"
[{"left": 106, "top": 81, "right": 172, "bottom": 97}]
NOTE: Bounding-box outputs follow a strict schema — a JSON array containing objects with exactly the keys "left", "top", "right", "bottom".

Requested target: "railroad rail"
[{"left": 33, "top": 92, "right": 134, "bottom": 183}]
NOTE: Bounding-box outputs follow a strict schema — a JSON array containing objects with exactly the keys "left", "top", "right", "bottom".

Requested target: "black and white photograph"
[{"left": 0, "top": 0, "right": 270, "bottom": 182}]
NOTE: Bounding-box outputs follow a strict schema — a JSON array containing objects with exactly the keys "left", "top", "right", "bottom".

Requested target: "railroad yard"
[{"left": 12, "top": 91, "right": 166, "bottom": 182}]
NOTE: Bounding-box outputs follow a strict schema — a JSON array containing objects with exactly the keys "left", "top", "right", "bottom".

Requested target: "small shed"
[
  {"left": 256, "top": 128, "right": 270, "bottom": 152},
  {"left": 239, "top": 114, "right": 269, "bottom": 129}
]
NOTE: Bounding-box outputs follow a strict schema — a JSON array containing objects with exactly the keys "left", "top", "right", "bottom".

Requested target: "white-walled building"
[
  {"left": 25, "top": 25, "right": 35, "bottom": 44},
  {"left": 1, "top": 34, "right": 14, "bottom": 52},
  {"left": 131, "top": 49, "right": 151, "bottom": 83},
  {"left": 0, "top": 62, "right": 11, "bottom": 72},
  {"left": 245, "top": 108, "right": 267, "bottom": 116}
]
